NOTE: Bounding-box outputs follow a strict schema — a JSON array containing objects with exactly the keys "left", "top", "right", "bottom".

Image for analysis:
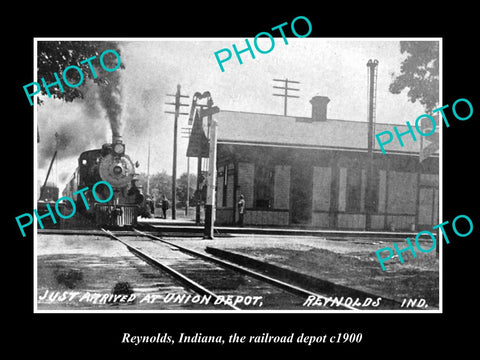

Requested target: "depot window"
[{"left": 254, "top": 164, "right": 274, "bottom": 208}]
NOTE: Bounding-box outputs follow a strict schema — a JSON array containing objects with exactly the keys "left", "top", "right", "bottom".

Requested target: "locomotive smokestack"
[
  {"left": 112, "top": 134, "right": 123, "bottom": 144},
  {"left": 98, "top": 43, "right": 125, "bottom": 147}
]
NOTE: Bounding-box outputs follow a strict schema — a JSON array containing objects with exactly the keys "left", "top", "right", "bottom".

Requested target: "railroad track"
[{"left": 100, "top": 228, "right": 360, "bottom": 311}]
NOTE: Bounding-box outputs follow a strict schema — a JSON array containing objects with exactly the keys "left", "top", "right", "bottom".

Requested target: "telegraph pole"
[
  {"left": 273, "top": 78, "right": 300, "bottom": 116},
  {"left": 366, "top": 60, "right": 379, "bottom": 230},
  {"left": 186, "top": 157, "right": 190, "bottom": 216},
  {"left": 196, "top": 153, "right": 202, "bottom": 224},
  {"left": 146, "top": 140, "right": 151, "bottom": 195},
  {"left": 165, "top": 84, "right": 189, "bottom": 220},
  {"left": 200, "top": 102, "right": 220, "bottom": 239},
  {"left": 181, "top": 126, "right": 192, "bottom": 216},
  {"left": 204, "top": 118, "right": 218, "bottom": 239},
  {"left": 142, "top": 89, "right": 155, "bottom": 197}
]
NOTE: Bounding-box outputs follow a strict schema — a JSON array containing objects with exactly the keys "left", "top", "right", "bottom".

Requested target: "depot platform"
[{"left": 138, "top": 217, "right": 428, "bottom": 239}]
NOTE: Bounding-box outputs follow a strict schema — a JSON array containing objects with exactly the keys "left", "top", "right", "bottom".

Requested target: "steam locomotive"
[{"left": 62, "top": 135, "right": 143, "bottom": 227}]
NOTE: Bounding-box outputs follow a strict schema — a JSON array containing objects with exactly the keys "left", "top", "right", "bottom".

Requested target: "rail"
[
  {"left": 131, "top": 228, "right": 359, "bottom": 311},
  {"left": 100, "top": 228, "right": 241, "bottom": 310}
]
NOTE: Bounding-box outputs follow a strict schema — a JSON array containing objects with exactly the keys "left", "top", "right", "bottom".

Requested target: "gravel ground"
[
  {"left": 168, "top": 234, "right": 440, "bottom": 308},
  {"left": 36, "top": 232, "right": 440, "bottom": 310}
]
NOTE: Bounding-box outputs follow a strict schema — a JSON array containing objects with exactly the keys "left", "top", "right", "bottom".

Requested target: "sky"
[{"left": 35, "top": 38, "right": 438, "bottom": 193}]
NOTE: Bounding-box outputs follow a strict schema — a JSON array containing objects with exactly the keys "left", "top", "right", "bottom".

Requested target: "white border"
[{"left": 33, "top": 37, "right": 443, "bottom": 314}]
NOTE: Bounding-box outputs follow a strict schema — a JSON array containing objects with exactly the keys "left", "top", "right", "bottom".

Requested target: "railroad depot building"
[{"left": 188, "top": 96, "right": 439, "bottom": 231}]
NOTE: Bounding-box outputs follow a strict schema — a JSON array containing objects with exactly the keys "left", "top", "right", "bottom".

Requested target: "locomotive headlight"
[
  {"left": 113, "top": 165, "right": 123, "bottom": 175},
  {"left": 113, "top": 143, "right": 125, "bottom": 155}
]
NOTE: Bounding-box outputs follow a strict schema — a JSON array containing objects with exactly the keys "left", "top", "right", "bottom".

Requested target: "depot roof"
[{"left": 214, "top": 110, "right": 439, "bottom": 155}]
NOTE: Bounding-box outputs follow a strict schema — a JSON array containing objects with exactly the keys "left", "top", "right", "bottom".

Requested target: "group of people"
[
  {"left": 127, "top": 180, "right": 171, "bottom": 220},
  {"left": 127, "top": 178, "right": 247, "bottom": 226}
]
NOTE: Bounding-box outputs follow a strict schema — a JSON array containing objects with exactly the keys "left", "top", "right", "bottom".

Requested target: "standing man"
[
  {"left": 127, "top": 179, "right": 143, "bottom": 225},
  {"left": 144, "top": 194, "right": 154, "bottom": 218},
  {"left": 161, "top": 194, "right": 170, "bottom": 219},
  {"left": 237, "top": 194, "right": 246, "bottom": 227}
]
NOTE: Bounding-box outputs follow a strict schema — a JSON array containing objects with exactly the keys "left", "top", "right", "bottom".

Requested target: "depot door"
[
  {"left": 418, "top": 187, "right": 439, "bottom": 230},
  {"left": 290, "top": 165, "right": 312, "bottom": 225}
]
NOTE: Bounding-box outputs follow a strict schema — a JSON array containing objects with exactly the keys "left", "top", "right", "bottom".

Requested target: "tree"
[
  {"left": 36, "top": 41, "right": 124, "bottom": 104},
  {"left": 176, "top": 172, "right": 197, "bottom": 207},
  {"left": 137, "top": 171, "right": 197, "bottom": 208},
  {"left": 389, "top": 41, "right": 439, "bottom": 113},
  {"left": 137, "top": 171, "right": 172, "bottom": 203}
]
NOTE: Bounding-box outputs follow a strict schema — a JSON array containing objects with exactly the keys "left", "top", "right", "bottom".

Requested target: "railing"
[{"left": 95, "top": 204, "right": 139, "bottom": 227}]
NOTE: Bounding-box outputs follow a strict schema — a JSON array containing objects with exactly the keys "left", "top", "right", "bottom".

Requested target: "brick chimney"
[{"left": 310, "top": 96, "right": 330, "bottom": 122}]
